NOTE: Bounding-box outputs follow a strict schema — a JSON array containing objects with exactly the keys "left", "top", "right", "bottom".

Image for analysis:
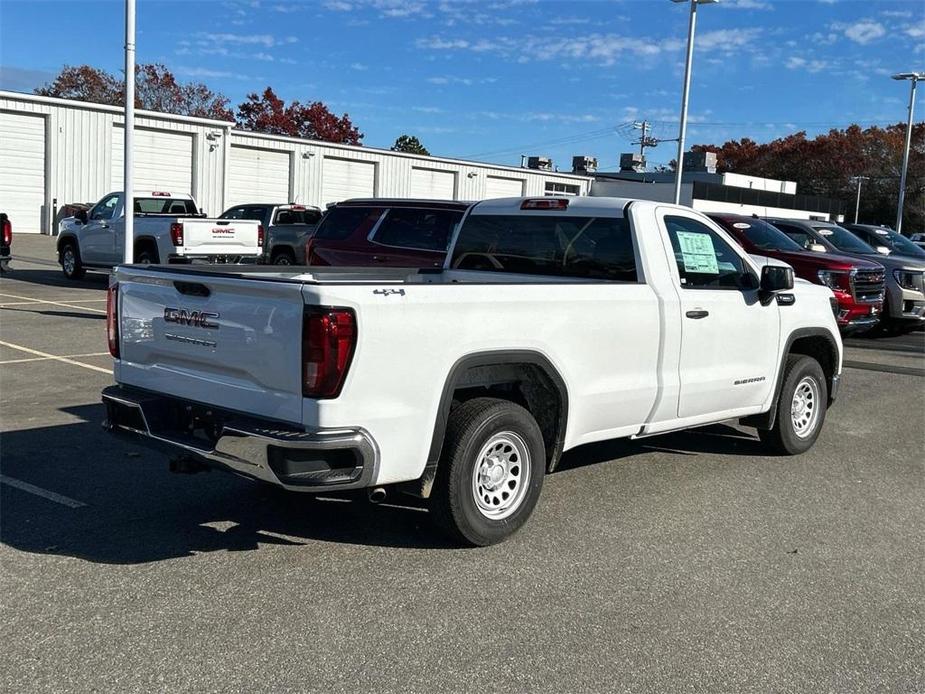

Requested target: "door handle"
[{"left": 685, "top": 309, "right": 709, "bottom": 319}]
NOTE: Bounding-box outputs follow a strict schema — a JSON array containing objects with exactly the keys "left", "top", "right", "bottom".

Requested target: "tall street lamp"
[
  {"left": 850, "top": 175, "right": 869, "bottom": 224},
  {"left": 670, "top": 0, "right": 719, "bottom": 206},
  {"left": 891, "top": 72, "right": 924, "bottom": 234}
]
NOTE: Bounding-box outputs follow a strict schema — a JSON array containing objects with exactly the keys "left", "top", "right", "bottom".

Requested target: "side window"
[
  {"left": 663, "top": 215, "right": 749, "bottom": 289},
  {"left": 775, "top": 223, "right": 812, "bottom": 249},
  {"left": 314, "top": 206, "right": 385, "bottom": 241},
  {"left": 372, "top": 208, "right": 460, "bottom": 252},
  {"left": 91, "top": 194, "right": 119, "bottom": 221}
]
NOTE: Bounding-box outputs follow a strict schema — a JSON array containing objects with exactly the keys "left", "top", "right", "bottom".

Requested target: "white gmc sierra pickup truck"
[
  {"left": 57, "top": 191, "right": 262, "bottom": 279},
  {"left": 102, "top": 197, "right": 843, "bottom": 545}
]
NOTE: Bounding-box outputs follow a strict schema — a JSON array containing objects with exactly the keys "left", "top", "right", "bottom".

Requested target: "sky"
[{"left": 0, "top": 0, "right": 923, "bottom": 171}]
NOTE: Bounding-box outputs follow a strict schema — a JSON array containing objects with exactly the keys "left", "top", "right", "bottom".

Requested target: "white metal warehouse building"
[{"left": 0, "top": 90, "right": 592, "bottom": 234}]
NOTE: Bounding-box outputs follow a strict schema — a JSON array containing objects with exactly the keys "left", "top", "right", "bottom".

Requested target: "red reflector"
[
  {"left": 107, "top": 284, "right": 120, "bottom": 358},
  {"left": 257, "top": 224, "right": 265, "bottom": 247},
  {"left": 521, "top": 198, "right": 569, "bottom": 210},
  {"left": 302, "top": 308, "right": 356, "bottom": 398},
  {"left": 291, "top": 205, "right": 306, "bottom": 211},
  {"left": 170, "top": 222, "right": 184, "bottom": 246},
  {"left": 1, "top": 218, "right": 11, "bottom": 247}
]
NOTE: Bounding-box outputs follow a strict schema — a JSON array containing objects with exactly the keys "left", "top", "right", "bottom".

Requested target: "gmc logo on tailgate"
[{"left": 164, "top": 307, "right": 220, "bottom": 329}]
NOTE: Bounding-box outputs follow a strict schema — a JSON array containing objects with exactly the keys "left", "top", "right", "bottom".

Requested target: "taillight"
[
  {"left": 1, "top": 217, "right": 11, "bottom": 246},
  {"left": 170, "top": 222, "right": 184, "bottom": 246},
  {"left": 257, "top": 224, "right": 265, "bottom": 247},
  {"left": 521, "top": 198, "right": 569, "bottom": 210},
  {"left": 107, "top": 283, "right": 120, "bottom": 358},
  {"left": 302, "top": 308, "right": 356, "bottom": 398}
]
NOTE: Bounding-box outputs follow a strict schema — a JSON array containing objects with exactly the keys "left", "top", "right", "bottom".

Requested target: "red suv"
[
  {"left": 709, "top": 213, "right": 884, "bottom": 334},
  {"left": 306, "top": 199, "right": 471, "bottom": 268}
]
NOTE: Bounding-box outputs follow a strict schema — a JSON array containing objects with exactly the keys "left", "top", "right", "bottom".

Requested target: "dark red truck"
[{"left": 709, "top": 213, "right": 884, "bottom": 334}]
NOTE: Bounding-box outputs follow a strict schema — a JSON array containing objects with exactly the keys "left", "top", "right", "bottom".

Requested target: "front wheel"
[
  {"left": 60, "top": 242, "right": 85, "bottom": 280},
  {"left": 430, "top": 398, "right": 546, "bottom": 546},
  {"left": 758, "top": 355, "right": 828, "bottom": 455}
]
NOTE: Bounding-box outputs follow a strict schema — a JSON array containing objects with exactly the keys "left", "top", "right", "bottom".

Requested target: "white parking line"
[
  {"left": 0, "top": 475, "right": 87, "bottom": 508},
  {"left": 0, "top": 340, "right": 111, "bottom": 374},
  {"left": 0, "top": 292, "right": 107, "bottom": 314},
  {"left": 0, "top": 299, "right": 107, "bottom": 307},
  {"left": 0, "top": 352, "right": 109, "bottom": 365}
]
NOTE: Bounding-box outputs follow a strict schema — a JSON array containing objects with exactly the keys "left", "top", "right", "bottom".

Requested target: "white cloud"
[
  {"left": 197, "top": 32, "right": 297, "bottom": 48},
  {"left": 175, "top": 66, "right": 253, "bottom": 80},
  {"left": 906, "top": 19, "right": 925, "bottom": 39},
  {"left": 785, "top": 56, "right": 830, "bottom": 73},
  {"left": 842, "top": 20, "right": 886, "bottom": 44},
  {"left": 351, "top": 62, "right": 368, "bottom": 70},
  {"left": 723, "top": 0, "right": 772, "bottom": 9}
]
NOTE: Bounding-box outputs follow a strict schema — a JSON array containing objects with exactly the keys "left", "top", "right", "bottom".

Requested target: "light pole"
[
  {"left": 891, "top": 72, "right": 924, "bottom": 234},
  {"left": 670, "top": 0, "right": 719, "bottom": 206},
  {"left": 850, "top": 175, "right": 869, "bottom": 224},
  {"left": 123, "top": 0, "right": 136, "bottom": 264}
]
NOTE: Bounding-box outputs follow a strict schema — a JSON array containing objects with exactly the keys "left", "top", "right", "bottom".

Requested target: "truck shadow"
[
  {"left": 0, "top": 267, "right": 109, "bottom": 290},
  {"left": 1, "top": 404, "right": 767, "bottom": 564}
]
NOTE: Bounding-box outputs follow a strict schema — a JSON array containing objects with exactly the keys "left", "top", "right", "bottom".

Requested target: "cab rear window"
[
  {"left": 134, "top": 198, "right": 198, "bottom": 215},
  {"left": 451, "top": 214, "right": 638, "bottom": 282},
  {"left": 314, "top": 206, "right": 385, "bottom": 241}
]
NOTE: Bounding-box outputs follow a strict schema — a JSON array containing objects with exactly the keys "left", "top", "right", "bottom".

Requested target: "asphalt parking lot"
[{"left": 1, "top": 234, "right": 923, "bottom": 693}]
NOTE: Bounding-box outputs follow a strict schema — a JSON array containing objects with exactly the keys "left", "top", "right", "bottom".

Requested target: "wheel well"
[
  {"left": 412, "top": 354, "right": 569, "bottom": 499},
  {"left": 272, "top": 245, "right": 296, "bottom": 259},
  {"left": 134, "top": 237, "right": 159, "bottom": 261},
  {"left": 789, "top": 334, "right": 837, "bottom": 402}
]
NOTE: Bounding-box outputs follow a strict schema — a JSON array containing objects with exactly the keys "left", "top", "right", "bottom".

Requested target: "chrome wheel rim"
[
  {"left": 63, "top": 248, "right": 75, "bottom": 274},
  {"left": 471, "top": 432, "right": 530, "bottom": 520},
  {"left": 790, "top": 376, "right": 820, "bottom": 439}
]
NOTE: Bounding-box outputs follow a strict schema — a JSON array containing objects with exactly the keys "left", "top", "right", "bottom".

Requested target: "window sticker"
[
  {"left": 875, "top": 229, "right": 889, "bottom": 235},
  {"left": 676, "top": 230, "right": 719, "bottom": 274},
  {"left": 732, "top": 222, "right": 751, "bottom": 229},
  {"left": 817, "top": 228, "right": 833, "bottom": 236}
]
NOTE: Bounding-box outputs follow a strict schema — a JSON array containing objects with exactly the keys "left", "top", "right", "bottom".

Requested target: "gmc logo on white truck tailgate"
[{"left": 163, "top": 307, "right": 220, "bottom": 329}]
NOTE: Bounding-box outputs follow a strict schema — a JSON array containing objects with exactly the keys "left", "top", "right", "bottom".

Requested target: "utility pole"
[
  {"left": 850, "top": 176, "right": 869, "bottom": 224},
  {"left": 123, "top": 0, "right": 135, "bottom": 264},
  {"left": 891, "top": 72, "right": 923, "bottom": 234}
]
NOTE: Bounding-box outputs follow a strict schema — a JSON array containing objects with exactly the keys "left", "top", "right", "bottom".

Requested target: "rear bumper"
[
  {"left": 168, "top": 254, "right": 260, "bottom": 265},
  {"left": 102, "top": 385, "right": 379, "bottom": 492}
]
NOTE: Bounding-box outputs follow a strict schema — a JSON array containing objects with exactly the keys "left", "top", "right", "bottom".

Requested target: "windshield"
[
  {"left": 884, "top": 229, "right": 925, "bottom": 258},
  {"left": 812, "top": 225, "right": 876, "bottom": 254},
  {"left": 729, "top": 218, "right": 804, "bottom": 252}
]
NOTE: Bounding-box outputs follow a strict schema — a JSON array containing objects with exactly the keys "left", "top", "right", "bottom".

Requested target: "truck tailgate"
[
  {"left": 178, "top": 219, "right": 260, "bottom": 256},
  {"left": 115, "top": 267, "right": 305, "bottom": 424}
]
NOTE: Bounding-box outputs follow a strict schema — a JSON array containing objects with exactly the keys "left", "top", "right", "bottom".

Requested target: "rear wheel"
[
  {"left": 135, "top": 246, "right": 159, "bottom": 264},
  {"left": 430, "top": 398, "right": 546, "bottom": 546},
  {"left": 272, "top": 249, "right": 296, "bottom": 265},
  {"left": 758, "top": 355, "right": 827, "bottom": 455},
  {"left": 60, "top": 242, "right": 85, "bottom": 280}
]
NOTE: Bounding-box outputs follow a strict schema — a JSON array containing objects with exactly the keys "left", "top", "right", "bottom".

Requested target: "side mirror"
[{"left": 759, "top": 265, "right": 793, "bottom": 304}]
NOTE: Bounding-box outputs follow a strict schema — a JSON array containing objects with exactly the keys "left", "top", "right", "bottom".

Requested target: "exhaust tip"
[{"left": 368, "top": 487, "right": 387, "bottom": 504}]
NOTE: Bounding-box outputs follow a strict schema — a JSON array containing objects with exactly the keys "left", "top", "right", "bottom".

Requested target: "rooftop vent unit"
[
  {"left": 572, "top": 156, "right": 598, "bottom": 174},
  {"left": 619, "top": 152, "right": 646, "bottom": 173},
  {"left": 683, "top": 151, "right": 717, "bottom": 174},
  {"left": 527, "top": 156, "right": 553, "bottom": 171}
]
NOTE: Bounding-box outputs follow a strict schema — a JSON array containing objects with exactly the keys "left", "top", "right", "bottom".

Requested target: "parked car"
[
  {"left": 841, "top": 223, "right": 925, "bottom": 261},
  {"left": 220, "top": 203, "right": 323, "bottom": 265},
  {"left": 1, "top": 213, "right": 11, "bottom": 272},
  {"left": 767, "top": 218, "right": 925, "bottom": 333},
  {"left": 57, "top": 191, "right": 263, "bottom": 280},
  {"left": 708, "top": 214, "right": 884, "bottom": 334},
  {"left": 306, "top": 199, "right": 471, "bottom": 268},
  {"left": 103, "top": 196, "right": 842, "bottom": 546}
]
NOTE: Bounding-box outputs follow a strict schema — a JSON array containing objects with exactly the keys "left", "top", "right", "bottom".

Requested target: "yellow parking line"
[
  {"left": 0, "top": 292, "right": 107, "bottom": 314},
  {"left": 0, "top": 340, "right": 111, "bottom": 374}
]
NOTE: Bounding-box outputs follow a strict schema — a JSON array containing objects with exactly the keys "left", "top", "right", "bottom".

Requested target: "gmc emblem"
[{"left": 163, "top": 307, "right": 220, "bottom": 329}]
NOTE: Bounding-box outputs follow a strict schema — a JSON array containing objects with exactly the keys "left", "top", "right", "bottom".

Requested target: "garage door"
[
  {"left": 112, "top": 127, "right": 193, "bottom": 193},
  {"left": 227, "top": 146, "right": 290, "bottom": 207},
  {"left": 322, "top": 157, "right": 376, "bottom": 205},
  {"left": 409, "top": 167, "right": 455, "bottom": 200},
  {"left": 485, "top": 175, "right": 524, "bottom": 199},
  {"left": 0, "top": 112, "right": 45, "bottom": 233}
]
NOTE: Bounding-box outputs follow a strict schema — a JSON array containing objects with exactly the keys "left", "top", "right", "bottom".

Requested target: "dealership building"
[{"left": 0, "top": 90, "right": 593, "bottom": 234}]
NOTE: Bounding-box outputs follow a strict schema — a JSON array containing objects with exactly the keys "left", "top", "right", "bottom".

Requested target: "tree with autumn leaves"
[
  {"left": 691, "top": 123, "right": 925, "bottom": 232},
  {"left": 36, "top": 65, "right": 362, "bottom": 146}
]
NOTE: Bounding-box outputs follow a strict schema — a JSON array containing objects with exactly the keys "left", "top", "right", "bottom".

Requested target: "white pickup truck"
[
  {"left": 57, "top": 191, "right": 262, "bottom": 279},
  {"left": 102, "top": 197, "right": 842, "bottom": 545}
]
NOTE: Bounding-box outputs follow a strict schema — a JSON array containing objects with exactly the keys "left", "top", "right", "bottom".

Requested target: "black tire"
[
  {"left": 430, "top": 397, "right": 546, "bottom": 546},
  {"left": 135, "top": 246, "right": 159, "bottom": 264},
  {"left": 758, "top": 355, "right": 827, "bottom": 455},
  {"left": 60, "top": 242, "right": 85, "bottom": 280},
  {"left": 272, "top": 249, "right": 296, "bottom": 266}
]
